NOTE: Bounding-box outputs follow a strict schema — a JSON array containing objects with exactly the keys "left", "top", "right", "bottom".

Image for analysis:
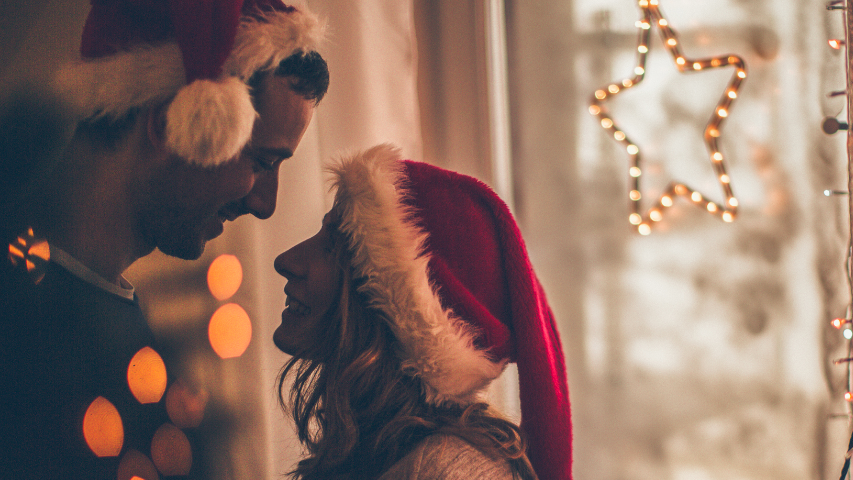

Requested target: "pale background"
[{"left": 1, "top": 0, "right": 849, "bottom": 479}]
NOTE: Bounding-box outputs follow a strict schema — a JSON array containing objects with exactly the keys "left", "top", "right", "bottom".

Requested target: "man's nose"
[{"left": 244, "top": 170, "right": 279, "bottom": 220}]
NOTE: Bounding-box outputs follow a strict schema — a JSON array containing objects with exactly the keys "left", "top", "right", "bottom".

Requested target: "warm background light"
[
  {"left": 588, "top": 1, "right": 744, "bottom": 234},
  {"left": 126, "top": 346, "right": 167, "bottom": 404},
  {"left": 82, "top": 396, "right": 123, "bottom": 457},
  {"left": 208, "top": 303, "right": 252, "bottom": 358},
  {"left": 27, "top": 239, "right": 49, "bottom": 265},
  {"left": 117, "top": 449, "right": 159, "bottom": 480},
  {"left": 7, "top": 227, "right": 50, "bottom": 284},
  {"left": 166, "top": 378, "right": 208, "bottom": 428},
  {"left": 151, "top": 423, "right": 192, "bottom": 476},
  {"left": 207, "top": 254, "right": 243, "bottom": 301}
]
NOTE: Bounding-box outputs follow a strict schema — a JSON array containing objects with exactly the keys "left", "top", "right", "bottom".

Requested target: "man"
[{"left": 0, "top": 0, "right": 328, "bottom": 478}]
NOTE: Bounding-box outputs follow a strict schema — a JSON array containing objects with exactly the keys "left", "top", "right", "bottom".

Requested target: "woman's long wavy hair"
[{"left": 277, "top": 221, "right": 536, "bottom": 480}]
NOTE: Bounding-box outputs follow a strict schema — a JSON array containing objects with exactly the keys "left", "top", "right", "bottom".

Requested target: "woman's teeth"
[{"left": 286, "top": 297, "right": 310, "bottom": 316}]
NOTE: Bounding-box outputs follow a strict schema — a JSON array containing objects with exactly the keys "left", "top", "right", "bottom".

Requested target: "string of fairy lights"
[
  {"left": 588, "top": 0, "right": 747, "bottom": 235},
  {"left": 825, "top": 1, "right": 853, "bottom": 478}
]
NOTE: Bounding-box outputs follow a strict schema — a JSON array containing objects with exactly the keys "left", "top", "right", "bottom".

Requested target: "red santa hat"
[
  {"left": 329, "top": 144, "right": 573, "bottom": 480},
  {"left": 56, "top": 0, "right": 325, "bottom": 166}
]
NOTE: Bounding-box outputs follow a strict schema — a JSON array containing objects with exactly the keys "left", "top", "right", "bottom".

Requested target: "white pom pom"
[{"left": 165, "top": 77, "right": 257, "bottom": 167}]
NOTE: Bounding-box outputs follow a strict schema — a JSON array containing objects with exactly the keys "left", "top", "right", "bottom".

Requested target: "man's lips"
[
  {"left": 218, "top": 209, "right": 239, "bottom": 222},
  {"left": 218, "top": 201, "right": 248, "bottom": 222}
]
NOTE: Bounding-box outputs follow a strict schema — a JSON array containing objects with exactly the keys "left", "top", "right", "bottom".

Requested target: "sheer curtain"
[
  {"left": 235, "top": 2, "right": 516, "bottom": 476},
  {"left": 215, "top": 0, "right": 432, "bottom": 478},
  {"left": 219, "top": 1, "right": 426, "bottom": 476}
]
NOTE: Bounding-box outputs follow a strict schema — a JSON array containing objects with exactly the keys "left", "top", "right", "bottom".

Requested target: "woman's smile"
[{"left": 284, "top": 295, "right": 311, "bottom": 317}]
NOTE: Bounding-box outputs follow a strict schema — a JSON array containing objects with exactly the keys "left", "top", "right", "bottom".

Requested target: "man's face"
[{"left": 140, "top": 74, "right": 315, "bottom": 260}]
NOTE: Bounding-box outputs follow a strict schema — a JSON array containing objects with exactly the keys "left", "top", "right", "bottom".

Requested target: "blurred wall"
[{"left": 0, "top": 0, "right": 87, "bottom": 87}]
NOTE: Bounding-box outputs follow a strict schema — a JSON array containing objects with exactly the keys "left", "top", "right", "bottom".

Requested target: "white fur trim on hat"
[
  {"left": 223, "top": 7, "right": 327, "bottom": 80},
  {"left": 330, "top": 144, "right": 506, "bottom": 406},
  {"left": 56, "top": 7, "right": 324, "bottom": 121},
  {"left": 55, "top": 43, "right": 186, "bottom": 120},
  {"left": 165, "top": 77, "right": 256, "bottom": 166}
]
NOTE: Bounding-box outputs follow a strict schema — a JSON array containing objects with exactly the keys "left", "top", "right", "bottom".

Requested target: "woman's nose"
[{"left": 274, "top": 243, "right": 303, "bottom": 279}]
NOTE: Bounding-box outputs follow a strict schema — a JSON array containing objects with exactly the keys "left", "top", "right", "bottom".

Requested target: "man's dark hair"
[
  {"left": 278, "top": 50, "right": 330, "bottom": 103},
  {"left": 78, "top": 49, "right": 329, "bottom": 151},
  {"left": 249, "top": 50, "right": 330, "bottom": 105}
]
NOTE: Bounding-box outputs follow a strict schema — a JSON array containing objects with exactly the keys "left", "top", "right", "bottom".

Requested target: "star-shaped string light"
[{"left": 589, "top": 0, "right": 747, "bottom": 235}]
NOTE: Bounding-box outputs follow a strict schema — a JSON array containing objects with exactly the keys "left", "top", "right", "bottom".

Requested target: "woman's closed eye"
[
  {"left": 320, "top": 226, "right": 338, "bottom": 255},
  {"left": 320, "top": 213, "right": 341, "bottom": 254}
]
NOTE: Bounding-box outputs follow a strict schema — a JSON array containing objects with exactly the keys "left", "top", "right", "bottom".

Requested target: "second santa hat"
[{"left": 329, "top": 144, "right": 574, "bottom": 480}]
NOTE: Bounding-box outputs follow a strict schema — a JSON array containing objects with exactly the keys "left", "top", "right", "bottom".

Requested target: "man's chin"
[
  {"left": 151, "top": 217, "right": 225, "bottom": 261},
  {"left": 157, "top": 238, "right": 207, "bottom": 261}
]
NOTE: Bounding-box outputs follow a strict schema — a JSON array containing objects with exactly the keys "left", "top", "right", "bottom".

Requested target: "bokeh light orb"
[
  {"left": 208, "top": 303, "right": 252, "bottom": 358},
  {"left": 151, "top": 423, "right": 192, "bottom": 476},
  {"left": 166, "top": 378, "right": 208, "bottom": 429},
  {"left": 207, "top": 254, "right": 243, "bottom": 301},
  {"left": 127, "top": 347, "right": 167, "bottom": 404},
  {"left": 117, "top": 449, "right": 159, "bottom": 480},
  {"left": 83, "top": 396, "right": 124, "bottom": 457}
]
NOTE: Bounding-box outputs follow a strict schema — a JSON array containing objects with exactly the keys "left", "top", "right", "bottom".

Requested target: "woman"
[{"left": 273, "top": 144, "right": 573, "bottom": 479}]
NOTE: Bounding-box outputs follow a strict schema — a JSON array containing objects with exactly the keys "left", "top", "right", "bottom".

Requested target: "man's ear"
[{"left": 146, "top": 102, "right": 169, "bottom": 149}]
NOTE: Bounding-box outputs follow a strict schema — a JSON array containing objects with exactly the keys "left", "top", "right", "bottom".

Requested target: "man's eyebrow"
[{"left": 253, "top": 147, "right": 294, "bottom": 159}]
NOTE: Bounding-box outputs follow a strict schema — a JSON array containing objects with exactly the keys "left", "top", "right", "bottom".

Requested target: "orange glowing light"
[
  {"left": 166, "top": 378, "right": 209, "bottom": 428},
  {"left": 207, "top": 254, "right": 243, "bottom": 301},
  {"left": 833, "top": 318, "right": 847, "bottom": 329},
  {"left": 151, "top": 423, "right": 192, "bottom": 476},
  {"left": 8, "top": 227, "right": 50, "bottom": 284},
  {"left": 28, "top": 240, "right": 49, "bottom": 263},
  {"left": 127, "top": 347, "right": 168, "bottom": 404},
  {"left": 83, "top": 396, "right": 124, "bottom": 457},
  {"left": 208, "top": 303, "right": 252, "bottom": 358},
  {"left": 117, "top": 449, "right": 159, "bottom": 480},
  {"left": 846, "top": 392, "right": 853, "bottom": 402}
]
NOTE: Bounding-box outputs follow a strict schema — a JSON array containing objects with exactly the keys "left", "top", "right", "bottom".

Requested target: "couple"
[{"left": 0, "top": 1, "right": 571, "bottom": 479}]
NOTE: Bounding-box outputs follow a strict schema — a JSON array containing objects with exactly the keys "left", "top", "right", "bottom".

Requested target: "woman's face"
[{"left": 273, "top": 211, "right": 342, "bottom": 356}]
